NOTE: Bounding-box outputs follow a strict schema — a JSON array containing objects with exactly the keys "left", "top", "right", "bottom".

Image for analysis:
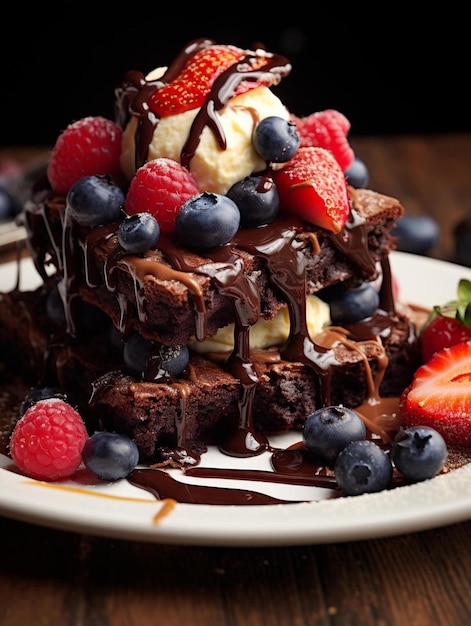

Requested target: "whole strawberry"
[
  {"left": 9, "top": 398, "right": 88, "bottom": 481},
  {"left": 273, "top": 146, "right": 351, "bottom": 233},
  {"left": 47, "top": 116, "right": 123, "bottom": 196},
  {"left": 420, "top": 278, "right": 471, "bottom": 363}
]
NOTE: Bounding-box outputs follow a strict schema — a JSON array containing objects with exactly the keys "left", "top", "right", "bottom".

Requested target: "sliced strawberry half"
[
  {"left": 149, "top": 44, "right": 267, "bottom": 118},
  {"left": 399, "top": 340, "right": 471, "bottom": 446},
  {"left": 273, "top": 146, "right": 351, "bottom": 233}
]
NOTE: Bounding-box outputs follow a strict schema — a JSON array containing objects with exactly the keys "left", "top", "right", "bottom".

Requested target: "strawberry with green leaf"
[
  {"left": 273, "top": 146, "right": 351, "bottom": 233},
  {"left": 420, "top": 279, "right": 471, "bottom": 363},
  {"left": 399, "top": 340, "right": 471, "bottom": 446}
]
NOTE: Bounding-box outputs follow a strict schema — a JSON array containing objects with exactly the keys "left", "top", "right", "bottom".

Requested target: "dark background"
[{"left": 2, "top": 14, "right": 468, "bottom": 146}]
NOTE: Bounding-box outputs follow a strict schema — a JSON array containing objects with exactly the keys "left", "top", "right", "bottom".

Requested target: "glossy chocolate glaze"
[{"left": 18, "top": 40, "right": 421, "bottom": 506}]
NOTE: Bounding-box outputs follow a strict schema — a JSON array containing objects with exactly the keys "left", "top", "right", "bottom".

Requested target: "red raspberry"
[
  {"left": 47, "top": 116, "right": 123, "bottom": 196},
  {"left": 9, "top": 398, "right": 88, "bottom": 481},
  {"left": 125, "top": 158, "right": 199, "bottom": 233},
  {"left": 290, "top": 109, "right": 355, "bottom": 172}
]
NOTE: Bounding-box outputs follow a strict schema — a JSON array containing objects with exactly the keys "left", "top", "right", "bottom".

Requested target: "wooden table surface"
[{"left": 1, "top": 136, "right": 471, "bottom": 626}]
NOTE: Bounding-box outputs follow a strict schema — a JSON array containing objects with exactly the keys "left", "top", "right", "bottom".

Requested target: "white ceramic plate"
[{"left": 1, "top": 252, "right": 471, "bottom": 546}]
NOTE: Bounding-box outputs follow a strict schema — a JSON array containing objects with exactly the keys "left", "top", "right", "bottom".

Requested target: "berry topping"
[
  {"left": 118, "top": 212, "right": 161, "bottom": 254},
  {"left": 290, "top": 109, "right": 355, "bottom": 172},
  {"left": 252, "top": 116, "right": 300, "bottom": 163},
  {"left": 158, "top": 344, "right": 190, "bottom": 377},
  {"left": 125, "top": 158, "right": 199, "bottom": 233},
  {"left": 82, "top": 432, "right": 139, "bottom": 481},
  {"left": 392, "top": 426, "right": 448, "bottom": 482},
  {"left": 9, "top": 399, "right": 88, "bottom": 481},
  {"left": 273, "top": 146, "right": 351, "bottom": 233},
  {"left": 344, "top": 156, "right": 369, "bottom": 189},
  {"left": 227, "top": 175, "right": 279, "bottom": 228},
  {"left": 67, "top": 175, "right": 125, "bottom": 227},
  {"left": 149, "top": 44, "right": 268, "bottom": 117},
  {"left": 47, "top": 116, "right": 123, "bottom": 196},
  {"left": 0, "top": 186, "right": 21, "bottom": 220},
  {"left": 392, "top": 215, "right": 440, "bottom": 256},
  {"left": 20, "top": 386, "right": 73, "bottom": 417},
  {"left": 334, "top": 439, "right": 393, "bottom": 496},
  {"left": 176, "top": 191, "right": 240, "bottom": 250},
  {"left": 420, "top": 279, "right": 471, "bottom": 362},
  {"left": 322, "top": 281, "right": 380, "bottom": 324},
  {"left": 399, "top": 340, "right": 471, "bottom": 446},
  {"left": 303, "top": 405, "right": 367, "bottom": 464},
  {"left": 124, "top": 332, "right": 190, "bottom": 381}
]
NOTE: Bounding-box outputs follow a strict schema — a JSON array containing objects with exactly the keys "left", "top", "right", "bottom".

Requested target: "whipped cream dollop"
[
  {"left": 189, "top": 295, "right": 331, "bottom": 354},
  {"left": 120, "top": 67, "right": 290, "bottom": 195}
]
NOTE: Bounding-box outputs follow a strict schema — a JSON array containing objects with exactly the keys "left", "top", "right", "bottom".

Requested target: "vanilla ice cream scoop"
[
  {"left": 117, "top": 40, "right": 292, "bottom": 195},
  {"left": 121, "top": 85, "right": 289, "bottom": 194}
]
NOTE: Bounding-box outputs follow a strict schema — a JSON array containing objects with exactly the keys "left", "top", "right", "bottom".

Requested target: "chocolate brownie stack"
[
  {"left": 0, "top": 39, "right": 422, "bottom": 464},
  {"left": 0, "top": 183, "right": 420, "bottom": 463}
]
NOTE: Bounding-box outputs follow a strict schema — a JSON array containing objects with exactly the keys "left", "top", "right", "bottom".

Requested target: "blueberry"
[
  {"left": 20, "top": 386, "right": 72, "bottom": 416},
  {"left": 118, "top": 212, "right": 160, "bottom": 254},
  {"left": 123, "top": 332, "right": 151, "bottom": 377},
  {"left": 392, "top": 426, "right": 447, "bottom": 482},
  {"left": 124, "top": 332, "right": 189, "bottom": 380},
  {"left": 253, "top": 116, "right": 300, "bottom": 163},
  {"left": 67, "top": 175, "right": 124, "bottom": 227},
  {"left": 227, "top": 175, "right": 280, "bottom": 228},
  {"left": 176, "top": 192, "right": 240, "bottom": 250},
  {"left": 327, "top": 282, "right": 380, "bottom": 324},
  {"left": 0, "top": 185, "right": 21, "bottom": 221},
  {"left": 303, "top": 405, "right": 366, "bottom": 463},
  {"left": 82, "top": 431, "right": 139, "bottom": 481},
  {"left": 158, "top": 344, "right": 190, "bottom": 377},
  {"left": 335, "top": 440, "right": 393, "bottom": 496},
  {"left": 392, "top": 215, "right": 440, "bottom": 255},
  {"left": 344, "top": 157, "right": 369, "bottom": 188},
  {"left": 453, "top": 218, "right": 471, "bottom": 267}
]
